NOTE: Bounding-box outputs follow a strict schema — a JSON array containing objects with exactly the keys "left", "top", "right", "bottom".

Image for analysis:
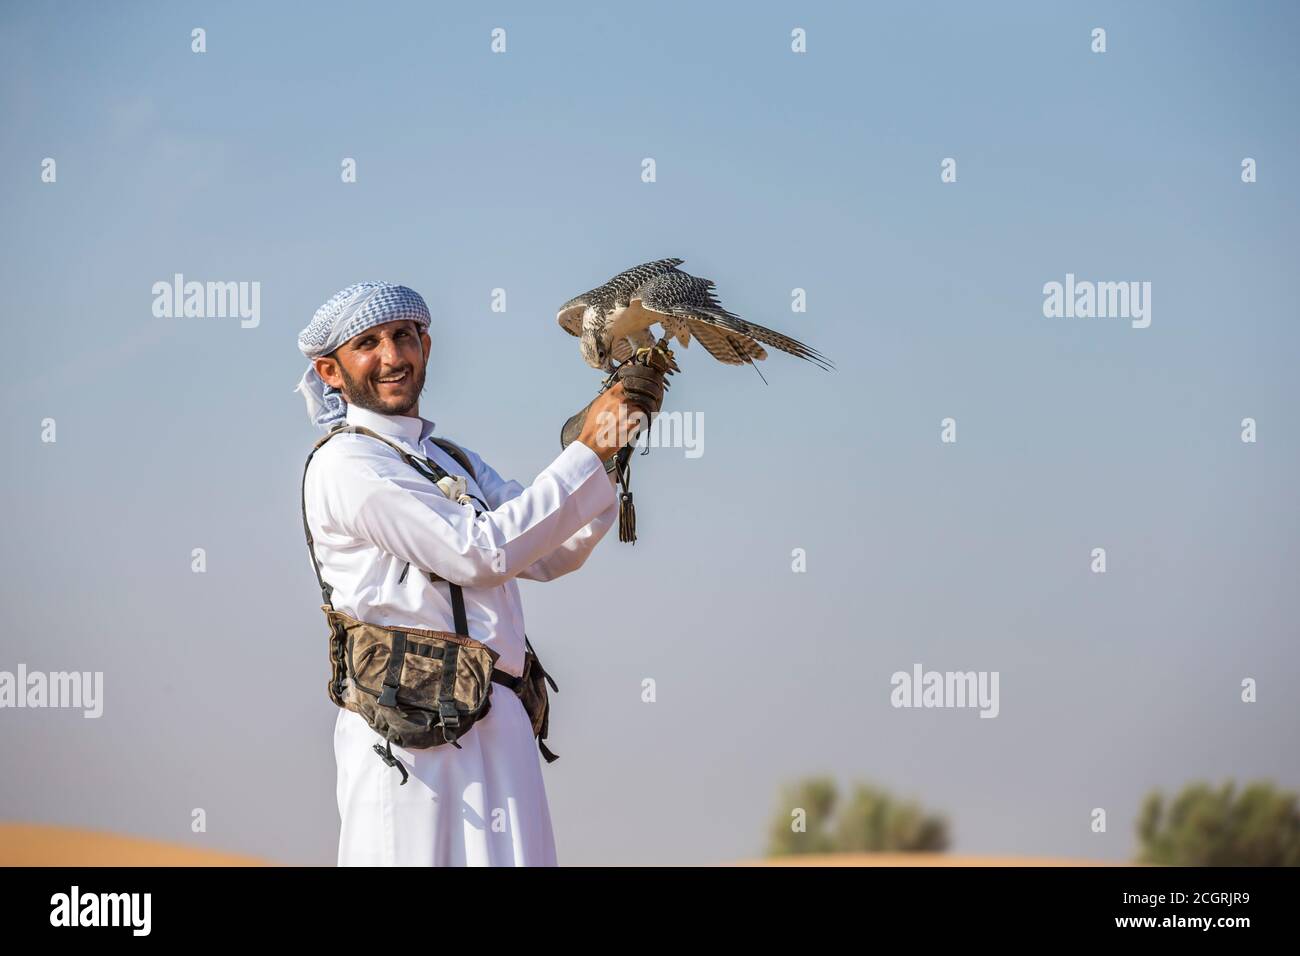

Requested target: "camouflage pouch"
[
  {"left": 515, "top": 639, "right": 560, "bottom": 762},
  {"left": 325, "top": 606, "right": 500, "bottom": 753}
]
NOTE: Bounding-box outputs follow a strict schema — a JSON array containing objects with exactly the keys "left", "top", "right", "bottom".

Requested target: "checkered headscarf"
[{"left": 294, "top": 282, "right": 431, "bottom": 429}]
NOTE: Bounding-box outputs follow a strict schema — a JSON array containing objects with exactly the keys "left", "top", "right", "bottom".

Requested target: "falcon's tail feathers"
[
  {"left": 696, "top": 307, "right": 835, "bottom": 372},
  {"left": 728, "top": 336, "right": 769, "bottom": 385}
]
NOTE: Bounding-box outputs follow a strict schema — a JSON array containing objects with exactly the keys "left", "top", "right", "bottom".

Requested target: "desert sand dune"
[
  {"left": 0, "top": 824, "right": 271, "bottom": 866},
  {"left": 1, "top": 823, "right": 1122, "bottom": 866},
  {"left": 732, "top": 853, "right": 1121, "bottom": 866}
]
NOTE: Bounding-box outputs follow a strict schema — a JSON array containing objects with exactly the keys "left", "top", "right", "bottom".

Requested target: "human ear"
[{"left": 314, "top": 355, "right": 345, "bottom": 390}]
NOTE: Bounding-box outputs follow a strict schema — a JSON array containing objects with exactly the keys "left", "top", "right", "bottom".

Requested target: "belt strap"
[
  {"left": 437, "top": 640, "right": 462, "bottom": 747},
  {"left": 448, "top": 578, "right": 469, "bottom": 638},
  {"left": 491, "top": 669, "right": 521, "bottom": 691},
  {"left": 377, "top": 630, "right": 407, "bottom": 709}
]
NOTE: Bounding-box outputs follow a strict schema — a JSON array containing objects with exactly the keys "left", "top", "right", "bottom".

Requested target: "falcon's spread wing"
[
  {"left": 606, "top": 258, "right": 685, "bottom": 305},
  {"left": 555, "top": 287, "right": 610, "bottom": 338},
  {"left": 618, "top": 270, "right": 835, "bottom": 371},
  {"left": 556, "top": 258, "right": 686, "bottom": 339}
]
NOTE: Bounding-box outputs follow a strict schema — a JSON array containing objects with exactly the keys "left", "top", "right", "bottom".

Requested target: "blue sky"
[{"left": 1, "top": 1, "right": 1297, "bottom": 864}]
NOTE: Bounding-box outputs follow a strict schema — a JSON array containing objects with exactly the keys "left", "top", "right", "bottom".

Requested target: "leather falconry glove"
[
  {"left": 559, "top": 346, "right": 678, "bottom": 542},
  {"left": 559, "top": 353, "right": 673, "bottom": 465}
]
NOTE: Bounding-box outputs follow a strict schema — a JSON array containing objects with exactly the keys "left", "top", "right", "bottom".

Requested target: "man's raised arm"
[
  {"left": 310, "top": 437, "right": 615, "bottom": 589},
  {"left": 307, "top": 382, "right": 645, "bottom": 589},
  {"left": 465, "top": 448, "right": 620, "bottom": 582}
]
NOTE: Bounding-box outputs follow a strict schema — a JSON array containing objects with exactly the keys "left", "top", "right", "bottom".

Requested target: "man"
[{"left": 295, "top": 281, "right": 662, "bottom": 866}]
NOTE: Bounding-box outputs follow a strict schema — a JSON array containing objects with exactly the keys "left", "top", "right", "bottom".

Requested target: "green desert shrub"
[
  {"left": 767, "top": 777, "right": 949, "bottom": 856},
  {"left": 1136, "top": 780, "right": 1300, "bottom": 866}
]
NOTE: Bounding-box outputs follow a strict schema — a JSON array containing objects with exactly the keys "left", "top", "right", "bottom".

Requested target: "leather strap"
[
  {"left": 448, "top": 572, "right": 470, "bottom": 637},
  {"left": 437, "top": 641, "right": 462, "bottom": 747},
  {"left": 491, "top": 669, "right": 521, "bottom": 691},
  {"left": 377, "top": 631, "right": 407, "bottom": 708}
]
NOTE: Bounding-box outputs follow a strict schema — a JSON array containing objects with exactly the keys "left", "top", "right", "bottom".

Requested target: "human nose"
[{"left": 377, "top": 336, "right": 402, "bottom": 366}]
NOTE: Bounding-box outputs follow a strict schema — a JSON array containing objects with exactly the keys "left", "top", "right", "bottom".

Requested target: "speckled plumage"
[
  {"left": 558, "top": 258, "right": 834, "bottom": 375},
  {"left": 622, "top": 270, "right": 834, "bottom": 371},
  {"left": 555, "top": 258, "right": 685, "bottom": 368},
  {"left": 555, "top": 258, "right": 684, "bottom": 335}
]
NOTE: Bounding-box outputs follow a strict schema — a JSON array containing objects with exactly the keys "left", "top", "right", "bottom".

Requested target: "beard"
[{"left": 337, "top": 357, "right": 427, "bottom": 418}]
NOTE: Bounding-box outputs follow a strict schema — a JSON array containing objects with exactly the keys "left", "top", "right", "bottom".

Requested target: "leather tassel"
[
  {"left": 614, "top": 446, "right": 637, "bottom": 543},
  {"left": 619, "top": 490, "right": 636, "bottom": 543}
]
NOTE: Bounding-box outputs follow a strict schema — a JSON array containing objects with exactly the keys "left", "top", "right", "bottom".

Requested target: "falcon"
[
  {"left": 556, "top": 259, "right": 834, "bottom": 379},
  {"left": 554, "top": 258, "right": 685, "bottom": 369}
]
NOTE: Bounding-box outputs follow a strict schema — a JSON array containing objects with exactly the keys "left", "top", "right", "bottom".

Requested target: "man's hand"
[
  {"left": 613, "top": 360, "right": 667, "bottom": 419},
  {"left": 575, "top": 383, "right": 651, "bottom": 461},
  {"left": 560, "top": 347, "right": 673, "bottom": 466}
]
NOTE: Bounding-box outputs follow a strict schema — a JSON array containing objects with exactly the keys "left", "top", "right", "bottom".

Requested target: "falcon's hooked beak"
[{"left": 579, "top": 328, "right": 613, "bottom": 373}]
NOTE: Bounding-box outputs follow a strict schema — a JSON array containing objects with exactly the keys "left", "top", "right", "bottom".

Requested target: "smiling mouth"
[{"left": 376, "top": 370, "right": 410, "bottom": 385}]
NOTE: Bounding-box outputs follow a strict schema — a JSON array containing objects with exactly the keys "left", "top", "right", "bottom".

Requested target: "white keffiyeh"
[{"left": 295, "top": 282, "right": 432, "bottom": 429}]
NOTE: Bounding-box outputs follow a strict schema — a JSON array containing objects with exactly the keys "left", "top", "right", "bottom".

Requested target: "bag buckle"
[
  {"left": 372, "top": 740, "right": 410, "bottom": 786},
  {"left": 439, "top": 699, "right": 460, "bottom": 728}
]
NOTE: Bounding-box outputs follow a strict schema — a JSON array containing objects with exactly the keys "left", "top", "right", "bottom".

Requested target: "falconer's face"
[{"left": 314, "top": 319, "right": 431, "bottom": 418}]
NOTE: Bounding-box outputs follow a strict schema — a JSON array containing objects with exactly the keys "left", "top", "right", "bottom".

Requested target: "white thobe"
[{"left": 303, "top": 403, "right": 619, "bottom": 866}]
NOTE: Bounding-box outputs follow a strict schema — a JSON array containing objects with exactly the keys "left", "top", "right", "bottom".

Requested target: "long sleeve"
[
  {"left": 464, "top": 446, "right": 620, "bottom": 582},
  {"left": 308, "top": 435, "right": 618, "bottom": 589}
]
